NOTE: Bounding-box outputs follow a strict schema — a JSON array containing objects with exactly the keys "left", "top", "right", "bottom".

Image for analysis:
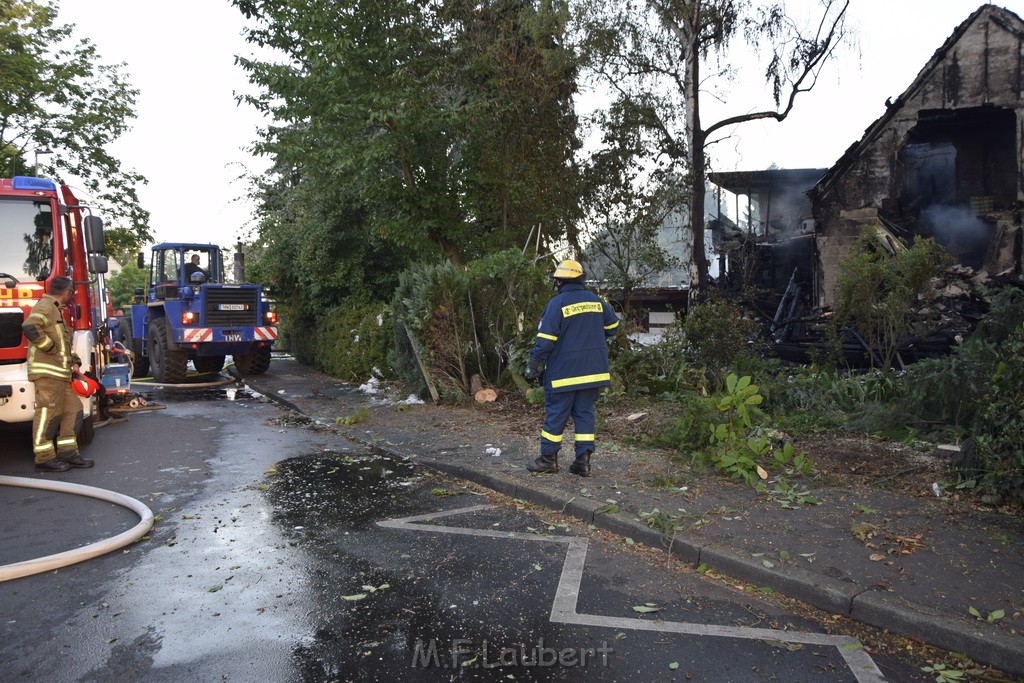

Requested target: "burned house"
[
  {"left": 708, "top": 168, "right": 825, "bottom": 295},
  {"left": 809, "top": 3, "right": 1024, "bottom": 307}
]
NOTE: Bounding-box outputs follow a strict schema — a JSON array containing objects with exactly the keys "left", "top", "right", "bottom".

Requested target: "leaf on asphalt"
[
  {"left": 105, "top": 638, "right": 117, "bottom": 644},
  {"left": 595, "top": 503, "right": 620, "bottom": 515},
  {"left": 614, "top": 632, "right": 627, "bottom": 640},
  {"left": 762, "top": 560, "right": 775, "bottom": 568},
  {"left": 869, "top": 553, "right": 886, "bottom": 561},
  {"left": 208, "top": 585, "right": 222, "bottom": 593},
  {"left": 341, "top": 594, "right": 368, "bottom": 601},
  {"left": 625, "top": 538, "right": 635, "bottom": 546},
  {"left": 533, "top": 563, "right": 542, "bottom": 571},
  {"left": 632, "top": 605, "right": 664, "bottom": 614},
  {"left": 461, "top": 654, "right": 478, "bottom": 667},
  {"left": 669, "top": 662, "right": 680, "bottom": 670},
  {"left": 851, "top": 522, "right": 877, "bottom": 542}
]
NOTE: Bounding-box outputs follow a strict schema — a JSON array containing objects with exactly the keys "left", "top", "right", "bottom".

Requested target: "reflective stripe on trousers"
[{"left": 540, "top": 387, "right": 600, "bottom": 459}]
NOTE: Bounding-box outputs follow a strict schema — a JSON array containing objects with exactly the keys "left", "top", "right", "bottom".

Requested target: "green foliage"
[
  {"left": 898, "top": 286, "right": 1024, "bottom": 432},
  {"left": 580, "top": 98, "right": 684, "bottom": 319},
  {"left": 106, "top": 261, "right": 147, "bottom": 311},
  {"left": 920, "top": 662, "right": 966, "bottom": 682},
  {"left": 658, "top": 390, "right": 716, "bottom": 453},
  {"left": 831, "top": 229, "right": 953, "bottom": 373},
  {"left": 313, "top": 303, "right": 393, "bottom": 383},
  {"left": 465, "top": 249, "right": 550, "bottom": 385},
  {"left": 391, "top": 251, "right": 549, "bottom": 398},
  {"left": 234, "top": 0, "right": 581, "bottom": 265},
  {"left": 682, "top": 297, "right": 761, "bottom": 380},
  {"left": 970, "top": 322, "right": 1024, "bottom": 502},
  {"left": 695, "top": 374, "right": 814, "bottom": 495},
  {"left": 609, "top": 321, "right": 696, "bottom": 395},
  {"left": 336, "top": 407, "right": 371, "bottom": 426},
  {"left": 0, "top": 0, "right": 149, "bottom": 239}
]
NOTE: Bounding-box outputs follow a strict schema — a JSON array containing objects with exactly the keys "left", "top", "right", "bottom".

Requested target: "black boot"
[
  {"left": 60, "top": 453, "right": 95, "bottom": 468},
  {"left": 36, "top": 459, "right": 70, "bottom": 472},
  {"left": 527, "top": 455, "right": 559, "bottom": 474},
  {"left": 569, "top": 451, "right": 591, "bottom": 477}
]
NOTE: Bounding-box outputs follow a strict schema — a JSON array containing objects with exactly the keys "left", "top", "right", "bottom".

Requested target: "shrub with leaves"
[
  {"left": 682, "top": 296, "right": 760, "bottom": 382},
  {"left": 465, "top": 249, "right": 550, "bottom": 386},
  {"left": 970, "top": 322, "right": 1024, "bottom": 502},
  {"left": 698, "top": 374, "right": 814, "bottom": 493},
  {"left": 831, "top": 228, "right": 953, "bottom": 373},
  {"left": 609, "top": 320, "right": 696, "bottom": 395},
  {"left": 314, "top": 303, "right": 393, "bottom": 382},
  {"left": 390, "top": 252, "right": 549, "bottom": 398}
]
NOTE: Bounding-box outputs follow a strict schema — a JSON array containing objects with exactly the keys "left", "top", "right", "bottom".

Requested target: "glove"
[{"left": 524, "top": 360, "right": 544, "bottom": 382}]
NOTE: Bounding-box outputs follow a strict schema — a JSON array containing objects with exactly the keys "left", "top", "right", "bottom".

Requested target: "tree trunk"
[{"left": 685, "top": 30, "right": 708, "bottom": 305}]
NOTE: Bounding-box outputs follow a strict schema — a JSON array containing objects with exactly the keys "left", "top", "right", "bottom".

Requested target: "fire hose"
[{"left": 0, "top": 476, "right": 154, "bottom": 582}]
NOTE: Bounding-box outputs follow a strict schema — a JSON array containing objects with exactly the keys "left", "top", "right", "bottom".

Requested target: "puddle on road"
[
  {"left": 151, "top": 385, "right": 262, "bottom": 403},
  {"left": 265, "top": 451, "right": 417, "bottom": 532}
]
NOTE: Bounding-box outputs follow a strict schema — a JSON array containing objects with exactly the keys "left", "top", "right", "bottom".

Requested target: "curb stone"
[{"left": 245, "top": 372, "right": 1024, "bottom": 678}]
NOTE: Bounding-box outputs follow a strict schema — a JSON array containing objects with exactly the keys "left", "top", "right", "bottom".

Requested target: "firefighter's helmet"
[
  {"left": 71, "top": 371, "right": 100, "bottom": 398},
  {"left": 552, "top": 259, "right": 584, "bottom": 281}
]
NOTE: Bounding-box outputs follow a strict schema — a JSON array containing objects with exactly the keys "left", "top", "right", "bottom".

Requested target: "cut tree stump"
[{"left": 474, "top": 388, "right": 498, "bottom": 403}]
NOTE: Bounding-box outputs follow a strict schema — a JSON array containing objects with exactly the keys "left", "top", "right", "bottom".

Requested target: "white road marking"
[{"left": 379, "top": 504, "right": 886, "bottom": 682}]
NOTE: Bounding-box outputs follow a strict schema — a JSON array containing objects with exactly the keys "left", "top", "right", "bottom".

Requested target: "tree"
[
  {"left": 233, "top": 0, "right": 580, "bottom": 267},
  {"left": 582, "top": 99, "right": 682, "bottom": 322},
  {"left": 0, "top": 0, "right": 150, "bottom": 241},
  {"left": 581, "top": 0, "right": 849, "bottom": 301},
  {"left": 106, "top": 260, "right": 147, "bottom": 311}
]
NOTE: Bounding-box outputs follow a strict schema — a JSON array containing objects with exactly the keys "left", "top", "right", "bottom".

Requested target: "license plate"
[
  {"left": 218, "top": 303, "right": 248, "bottom": 311},
  {"left": 223, "top": 333, "right": 242, "bottom": 342}
]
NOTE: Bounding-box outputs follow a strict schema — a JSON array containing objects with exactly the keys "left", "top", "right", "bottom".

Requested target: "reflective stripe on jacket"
[
  {"left": 529, "top": 283, "right": 619, "bottom": 393},
  {"left": 23, "top": 294, "right": 74, "bottom": 381}
]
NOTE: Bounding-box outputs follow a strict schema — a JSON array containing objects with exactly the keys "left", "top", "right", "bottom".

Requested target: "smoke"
[{"left": 919, "top": 204, "right": 993, "bottom": 268}]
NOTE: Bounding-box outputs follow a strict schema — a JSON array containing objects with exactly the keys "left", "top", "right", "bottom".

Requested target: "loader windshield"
[{"left": 0, "top": 198, "right": 54, "bottom": 281}]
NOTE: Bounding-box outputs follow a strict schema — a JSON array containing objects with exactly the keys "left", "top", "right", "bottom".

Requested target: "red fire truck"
[{"left": 0, "top": 175, "right": 110, "bottom": 444}]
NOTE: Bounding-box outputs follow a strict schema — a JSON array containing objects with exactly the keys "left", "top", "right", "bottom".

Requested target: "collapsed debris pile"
[{"left": 764, "top": 265, "right": 1021, "bottom": 367}]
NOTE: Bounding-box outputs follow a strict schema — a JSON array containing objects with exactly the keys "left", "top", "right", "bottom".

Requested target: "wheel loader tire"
[
  {"left": 148, "top": 318, "right": 188, "bottom": 383},
  {"left": 193, "top": 355, "right": 226, "bottom": 374},
  {"left": 234, "top": 344, "right": 271, "bottom": 376}
]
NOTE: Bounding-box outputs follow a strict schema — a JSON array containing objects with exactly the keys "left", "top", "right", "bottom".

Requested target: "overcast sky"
[{"left": 57, "top": 0, "right": 1023, "bottom": 248}]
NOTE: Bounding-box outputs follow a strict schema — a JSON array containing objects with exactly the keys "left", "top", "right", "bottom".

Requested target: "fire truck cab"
[{"left": 0, "top": 175, "right": 109, "bottom": 443}]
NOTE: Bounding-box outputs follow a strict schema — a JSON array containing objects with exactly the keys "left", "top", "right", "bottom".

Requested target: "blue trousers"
[{"left": 540, "top": 387, "right": 600, "bottom": 459}]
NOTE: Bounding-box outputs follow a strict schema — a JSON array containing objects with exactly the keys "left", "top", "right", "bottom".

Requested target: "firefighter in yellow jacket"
[{"left": 22, "top": 276, "right": 94, "bottom": 472}]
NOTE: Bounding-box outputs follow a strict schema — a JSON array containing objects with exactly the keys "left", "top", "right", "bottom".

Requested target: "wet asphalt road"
[{"left": 0, "top": 383, "right": 929, "bottom": 681}]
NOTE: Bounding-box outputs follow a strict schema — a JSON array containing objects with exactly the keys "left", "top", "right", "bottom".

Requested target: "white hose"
[{"left": 0, "top": 475, "right": 154, "bottom": 582}]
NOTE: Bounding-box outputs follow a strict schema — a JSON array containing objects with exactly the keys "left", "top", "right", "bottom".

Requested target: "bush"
[
  {"left": 831, "top": 229, "right": 953, "bottom": 373},
  {"left": 390, "top": 251, "right": 550, "bottom": 398},
  {"left": 313, "top": 303, "right": 393, "bottom": 382},
  {"left": 682, "top": 295, "right": 761, "bottom": 382},
  {"left": 969, "top": 322, "right": 1024, "bottom": 502},
  {"left": 610, "top": 321, "right": 695, "bottom": 395}
]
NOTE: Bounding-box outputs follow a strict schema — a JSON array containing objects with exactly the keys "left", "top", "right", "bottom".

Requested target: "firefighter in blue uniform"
[{"left": 524, "top": 259, "right": 619, "bottom": 476}]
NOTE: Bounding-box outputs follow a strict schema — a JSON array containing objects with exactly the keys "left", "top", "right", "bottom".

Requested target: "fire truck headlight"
[
  {"left": 182, "top": 311, "right": 196, "bottom": 325},
  {"left": 264, "top": 310, "right": 278, "bottom": 325}
]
